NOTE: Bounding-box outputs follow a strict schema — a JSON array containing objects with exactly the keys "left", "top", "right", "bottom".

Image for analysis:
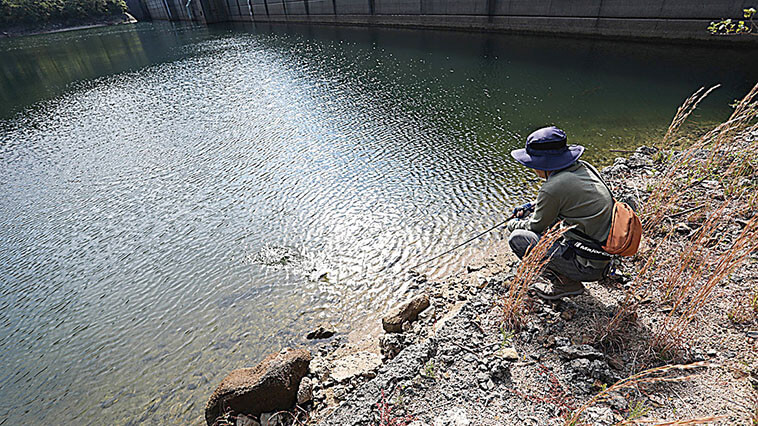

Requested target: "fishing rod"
[
  {"left": 408, "top": 202, "right": 533, "bottom": 271},
  {"left": 407, "top": 216, "right": 513, "bottom": 271}
]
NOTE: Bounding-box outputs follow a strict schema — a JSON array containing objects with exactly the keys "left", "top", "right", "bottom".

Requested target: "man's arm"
[{"left": 508, "top": 188, "right": 561, "bottom": 233}]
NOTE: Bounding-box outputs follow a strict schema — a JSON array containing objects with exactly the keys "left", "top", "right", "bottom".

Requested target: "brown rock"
[
  {"left": 560, "top": 309, "right": 575, "bottom": 321},
  {"left": 204, "top": 348, "right": 311, "bottom": 425},
  {"left": 382, "top": 294, "right": 430, "bottom": 333}
]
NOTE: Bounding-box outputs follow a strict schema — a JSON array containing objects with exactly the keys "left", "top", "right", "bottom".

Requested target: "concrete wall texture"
[{"left": 129, "top": 0, "right": 757, "bottom": 42}]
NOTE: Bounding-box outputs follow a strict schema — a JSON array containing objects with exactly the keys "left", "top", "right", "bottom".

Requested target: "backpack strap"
[
  {"left": 580, "top": 160, "right": 615, "bottom": 202},
  {"left": 568, "top": 161, "right": 615, "bottom": 247}
]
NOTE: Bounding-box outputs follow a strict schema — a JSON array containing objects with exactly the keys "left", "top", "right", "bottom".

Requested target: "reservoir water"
[{"left": 0, "top": 22, "right": 756, "bottom": 424}]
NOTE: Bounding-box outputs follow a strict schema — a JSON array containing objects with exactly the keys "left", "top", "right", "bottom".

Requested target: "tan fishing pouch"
[{"left": 602, "top": 200, "right": 642, "bottom": 256}]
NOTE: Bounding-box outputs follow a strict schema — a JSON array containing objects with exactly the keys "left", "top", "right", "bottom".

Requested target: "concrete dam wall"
[{"left": 130, "top": 0, "right": 757, "bottom": 42}]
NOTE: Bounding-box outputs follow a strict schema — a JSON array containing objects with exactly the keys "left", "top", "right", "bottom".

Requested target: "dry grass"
[
  {"left": 599, "top": 83, "right": 758, "bottom": 359},
  {"left": 641, "top": 83, "right": 757, "bottom": 233},
  {"left": 660, "top": 85, "right": 721, "bottom": 147},
  {"left": 632, "top": 417, "right": 729, "bottom": 425},
  {"left": 499, "top": 223, "right": 569, "bottom": 330},
  {"left": 651, "top": 216, "right": 758, "bottom": 357},
  {"left": 563, "top": 362, "right": 709, "bottom": 426}
]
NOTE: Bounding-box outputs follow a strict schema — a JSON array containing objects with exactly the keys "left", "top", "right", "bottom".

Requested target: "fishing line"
[{"left": 408, "top": 213, "right": 515, "bottom": 271}]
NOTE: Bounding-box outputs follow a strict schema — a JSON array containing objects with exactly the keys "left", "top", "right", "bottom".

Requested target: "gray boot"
[{"left": 529, "top": 272, "right": 585, "bottom": 300}]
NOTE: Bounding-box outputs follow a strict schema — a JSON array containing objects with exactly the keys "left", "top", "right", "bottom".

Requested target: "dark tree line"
[{"left": 1, "top": 0, "right": 128, "bottom": 27}]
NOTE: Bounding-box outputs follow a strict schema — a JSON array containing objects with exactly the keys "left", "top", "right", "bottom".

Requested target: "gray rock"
[
  {"left": 329, "top": 351, "right": 383, "bottom": 383},
  {"left": 319, "top": 340, "right": 436, "bottom": 425},
  {"left": 259, "top": 412, "right": 283, "bottom": 426},
  {"left": 379, "top": 333, "right": 406, "bottom": 360},
  {"left": 297, "top": 376, "right": 313, "bottom": 405},
  {"left": 589, "top": 360, "right": 621, "bottom": 383},
  {"left": 603, "top": 164, "right": 630, "bottom": 175},
  {"left": 607, "top": 392, "right": 628, "bottom": 411},
  {"left": 491, "top": 360, "right": 511, "bottom": 381},
  {"left": 204, "top": 348, "right": 311, "bottom": 425},
  {"left": 636, "top": 146, "right": 657, "bottom": 156},
  {"left": 556, "top": 344, "right": 604, "bottom": 361},
  {"left": 383, "top": 294, "right": 430, "bottom": 333},
  {"left": 584, "top": 406, "right": 615, "bottom": 426},
  {"left": 568, "top": 358, "right": 591, "bottom": 376},
  {"left": 480, "top": 378, "right": 495, "bottom": 391},
  {"left": 308, "top": 356, "right": 330, "bottom": 381},
  {"left": 433, "top": 407, "right": 470, "bottom": 426},
  {"left": 236, "top": 414, "right": 260, "bottom": 426}
]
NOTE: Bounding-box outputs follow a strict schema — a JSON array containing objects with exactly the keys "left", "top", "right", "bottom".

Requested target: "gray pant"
[{"left": 508, "top": 229, "right": 607, "bottom": 282}]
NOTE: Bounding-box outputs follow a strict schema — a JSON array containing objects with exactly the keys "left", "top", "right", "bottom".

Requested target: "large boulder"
[
  {"left": 204, "top": 348, "right": 311, "bottom": 425},
  {"left": 382, "top": 294, "right": 430, "bottom": 333}
]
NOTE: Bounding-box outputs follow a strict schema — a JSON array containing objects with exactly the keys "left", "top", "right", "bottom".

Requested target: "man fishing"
[{"left": 506, "top": 126, "right": 614, "bottom": 300}]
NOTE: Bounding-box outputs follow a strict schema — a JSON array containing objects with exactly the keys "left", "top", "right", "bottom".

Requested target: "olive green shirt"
[{"left": 511, "top": 161, "right": 613, "bottom": 268}]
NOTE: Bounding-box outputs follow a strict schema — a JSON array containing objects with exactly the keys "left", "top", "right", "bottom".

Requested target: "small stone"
[
  {"left": 308, "top": 357, "right": 329, "bottom": 381},
  {"left": 236, "top": 414, "right": 261, "bottom": 426},
  {"left": 589, "top": 360, "right": 621, "bottom": 383},
  {"left": 306, "top": 324, "right": 335, "bottom": 340},
  {"left": 433, "top": 407, "right": 470, "bottom": 426},
  {"left": 417, "top": 305, "right": 435, "bottom": 321},
  {"left": 556, "top": 344, "right": 604, "bottom": 361},
  {"left": 259, "top": 412, "right": 282, "bottom": 426},
  {"left": 379, "top": 333, "right": 406, "bottom": 360},
  {"left": 480, "top": 379, "right": 495, "bottom": 391},
  {"left": 584, "top": 406, "right": 615, "bottom": 426},
  {"left": 707, "top": 349, "right": 718, "bottom": 357},
  {"left": 297, "top": 377, "right": 313, "bottom": 405},
  {"left": 560, "top": 310, "right": 575, "bottom": 321},
  {"left": 568, "top": 358, "right": 591, "bottom": 374},
  {"left": 495, "top": 347, "right": 519, "bottom": 361}
]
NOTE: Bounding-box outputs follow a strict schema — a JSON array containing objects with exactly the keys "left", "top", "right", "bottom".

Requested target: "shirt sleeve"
[{"left": 512, "top": 187, "right": 560, "bottom": 234}]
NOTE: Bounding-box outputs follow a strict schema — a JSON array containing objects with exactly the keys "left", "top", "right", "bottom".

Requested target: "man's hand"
[
  {"left": 506, "top": 218, "right": 520, "bottom": 232},
  {"left": 512, "top": 202, "right": 534, "bottom": 219}
]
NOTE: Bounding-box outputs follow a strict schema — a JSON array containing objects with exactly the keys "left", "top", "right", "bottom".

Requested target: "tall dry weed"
[
  {"left": 500, "top": 223, "right": 569, "bottom": 330},
  {"left": 601, "top": 83, "right": 758, "bottom": 356}
]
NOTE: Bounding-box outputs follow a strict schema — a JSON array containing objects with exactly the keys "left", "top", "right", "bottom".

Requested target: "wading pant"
[{"left": 508, "top": 229, "right": 607, "bottom": 282}]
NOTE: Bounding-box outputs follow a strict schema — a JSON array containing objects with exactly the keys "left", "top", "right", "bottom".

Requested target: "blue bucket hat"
[{"left": 510, "top": 126, "right": 584, "bottom": 171}]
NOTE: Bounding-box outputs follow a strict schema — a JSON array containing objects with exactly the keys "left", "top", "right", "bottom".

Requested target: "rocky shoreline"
[{"left": 204, "top": 143, "right": 758, "bottom": 426}]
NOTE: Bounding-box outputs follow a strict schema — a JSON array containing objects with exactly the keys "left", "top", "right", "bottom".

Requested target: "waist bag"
[{"left": 576, "top": 161, "right": 643, "bottom": 257}]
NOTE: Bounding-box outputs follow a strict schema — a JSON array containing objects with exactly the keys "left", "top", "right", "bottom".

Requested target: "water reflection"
[{"left": 0, "top": 21, "right": 755, "bottom": 424}]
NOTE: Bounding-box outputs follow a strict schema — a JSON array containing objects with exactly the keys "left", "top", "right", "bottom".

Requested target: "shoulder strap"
[{"left": 580, "top": 160, "right": 615, "bottom": 202}]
